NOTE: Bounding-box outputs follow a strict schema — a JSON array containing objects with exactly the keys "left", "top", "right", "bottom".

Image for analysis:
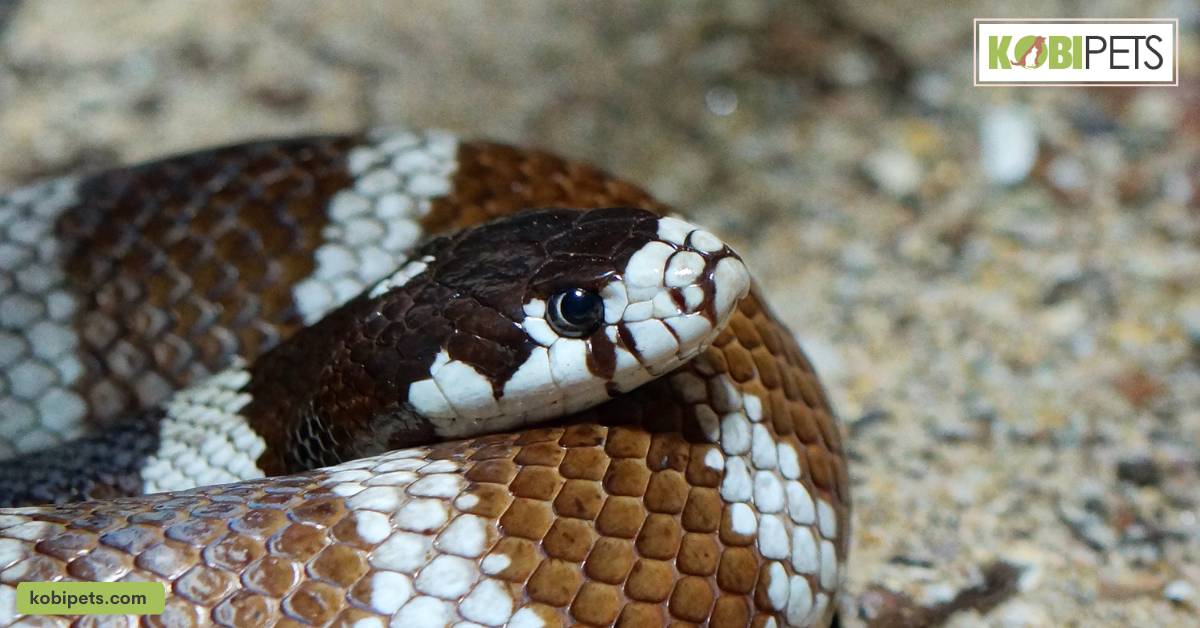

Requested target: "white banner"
[{"left": 974, "top": 19, "right": 1177, "bottom": 85}]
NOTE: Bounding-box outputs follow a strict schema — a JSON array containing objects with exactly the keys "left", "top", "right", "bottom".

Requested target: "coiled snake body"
[{"left": 0, "top": 130, "right": 848, "bottom": 627}]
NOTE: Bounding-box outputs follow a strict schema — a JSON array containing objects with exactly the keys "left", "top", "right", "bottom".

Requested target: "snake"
[{"left": 0, "top": 129, "right": 849, "bottom": 627}]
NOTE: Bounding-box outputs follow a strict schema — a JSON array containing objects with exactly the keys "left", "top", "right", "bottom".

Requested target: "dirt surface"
[{"left": 1, "top": 2, "right": 1197, "bottom": 625}]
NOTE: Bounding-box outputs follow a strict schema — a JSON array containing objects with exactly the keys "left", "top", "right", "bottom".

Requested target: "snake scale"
[{"left": 0, "top": 129, "right": 849, "bottom": 627}]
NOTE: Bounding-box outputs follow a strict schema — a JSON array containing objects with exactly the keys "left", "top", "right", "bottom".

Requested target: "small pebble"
[
  {"left": 1128, "top": 91, "right": 1180, "bottom": 130},
  {"left": 1164, "top": 580, "right": 1195, "bottom": 604},
  {"left": 1116, "top": 457, "right": 1161, "bottom": 487},
  {"left": 827, "top": 47, "right": 875, "bottom": 86},
  {"left": 704, "top": 86, "right": 738, "bottom": 117},
  {"left": 980, "top": 105, "right": 1038, "bottom": 185},
  {"left": 913, "top": 72, "right": 953, "bottom": 108},
  {"left": 1047, "top": 156, "right": 1088, "bottom": 193},
  {"left": 1179, "top": 301, "right": 1200, "bottom": 342},
  {"left": 865, "top": 148, "right": 922, "bottom": 197}
]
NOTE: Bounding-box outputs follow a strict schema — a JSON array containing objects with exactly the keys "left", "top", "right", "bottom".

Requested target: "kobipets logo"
[{"left": 975, "top": 19, "right": 1178, "bottom": 85}]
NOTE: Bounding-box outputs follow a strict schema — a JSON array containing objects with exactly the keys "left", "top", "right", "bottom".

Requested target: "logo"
[
  {"left": 975, "top": 19, "right": 1178, "bottom": 85},
  {"left": 17, "top": 582, "right": 165, "bottom": 615}
]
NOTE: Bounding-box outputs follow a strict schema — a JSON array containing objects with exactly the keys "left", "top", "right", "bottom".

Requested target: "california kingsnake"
[{"left": 0, "top": 129, "right": 849, "bottom": 626}]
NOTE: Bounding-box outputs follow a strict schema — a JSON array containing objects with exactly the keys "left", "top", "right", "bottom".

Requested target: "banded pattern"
[
  {"left": 0, "top": 208, "right": 749, "bottom": 505},
  {"left": 292, "top": 130, "right": 459, "bottom": 324},
  {"left": 0, "top": 131, "right": 672, "bottom": 458},
  {"left": 0, "top": 130, "right": 848, "bottom": 626},
  {"left": 1, "top": 136, "right": 359, "bottom": 454}
]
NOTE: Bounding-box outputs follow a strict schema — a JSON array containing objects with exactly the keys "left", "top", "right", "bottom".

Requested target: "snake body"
[{"left": 0, "top": 130, "right": 849, "bottom": 626}]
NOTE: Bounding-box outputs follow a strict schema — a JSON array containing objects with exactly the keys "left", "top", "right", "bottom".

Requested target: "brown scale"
[
  {"left": 57, "top": 136, "right": 360, "bottom": 427},
  {"left": 421, "top": 141, "right": 670, "bottom": 234},
  {"left": 6, "top": 134, "right": 848, "bottom": 626}
]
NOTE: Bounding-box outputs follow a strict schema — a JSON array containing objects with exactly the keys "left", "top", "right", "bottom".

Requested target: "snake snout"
[{"left": 611, "top": 215, "right": 750, "bottom": 378}]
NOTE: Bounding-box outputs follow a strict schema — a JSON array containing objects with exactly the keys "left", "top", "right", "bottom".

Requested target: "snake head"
[
  {"left": 371, "top": 207, "right": 750, "bottom": 439},
  {"left": 276, "top": 207, "right": 750, "bottom": 462}
]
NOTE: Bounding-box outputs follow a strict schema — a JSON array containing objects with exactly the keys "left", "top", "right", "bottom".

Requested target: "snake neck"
[{"left": 237, "top": 292, "right": 422, "bottom": 475}]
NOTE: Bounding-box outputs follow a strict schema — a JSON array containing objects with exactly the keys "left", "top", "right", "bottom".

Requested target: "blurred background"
[{"left": 0, "top": 1, "right": 1196, "bottom": 625}]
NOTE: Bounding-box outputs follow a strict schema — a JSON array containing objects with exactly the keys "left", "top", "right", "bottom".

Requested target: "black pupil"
[{"left": 555, "top": 289, "right": 603, "bottom": 331}]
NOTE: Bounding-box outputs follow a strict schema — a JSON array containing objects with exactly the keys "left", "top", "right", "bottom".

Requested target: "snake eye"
[{"left": 547, "top": 288, "right": 604, "bottom": 338}]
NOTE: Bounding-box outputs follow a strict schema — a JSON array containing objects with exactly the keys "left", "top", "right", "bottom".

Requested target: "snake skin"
[{"left": 0, "top": 130, "right": 849, "bottom": 626}]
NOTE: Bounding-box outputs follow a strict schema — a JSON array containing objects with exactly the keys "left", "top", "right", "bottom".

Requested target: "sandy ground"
[{"left": 1, "top": 2, "right": 1197, "bottom": 626}]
